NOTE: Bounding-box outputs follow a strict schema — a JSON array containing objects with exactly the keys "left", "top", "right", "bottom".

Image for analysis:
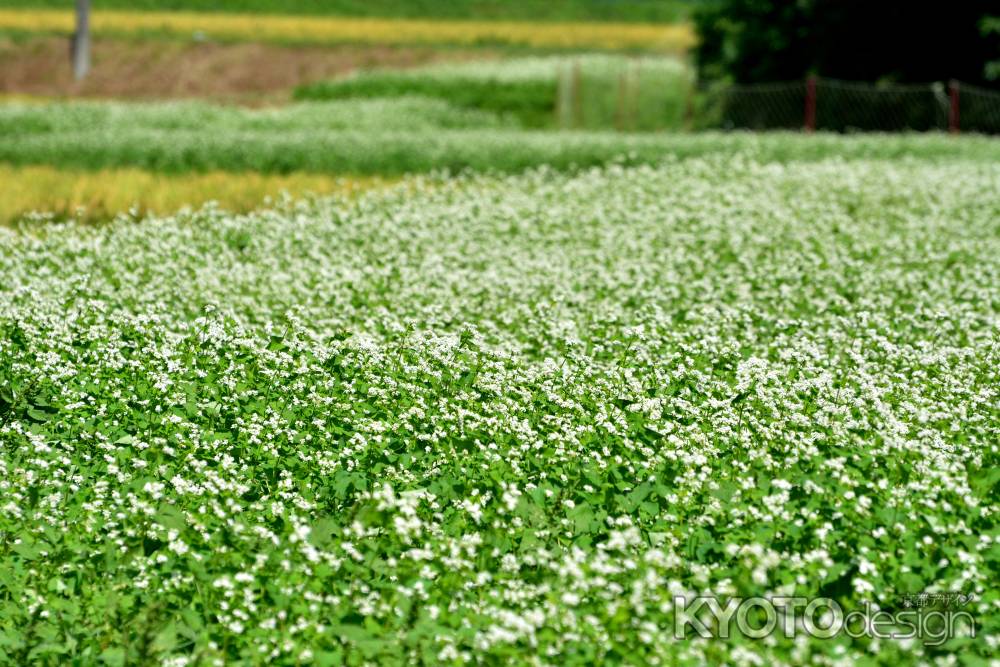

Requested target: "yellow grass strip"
[
  {"left": 0, "top": 94, "right": 54, "bottom": 104},
  {"left": 0, "top": 164, "right": 387, "bottom": 225},
  {"left": 0, "top": 9, "right": 695, "bottom": 51}
]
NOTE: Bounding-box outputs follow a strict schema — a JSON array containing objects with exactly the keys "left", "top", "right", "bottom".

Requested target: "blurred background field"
[
  {"left": 295, "top": 55, "right": 693, "bottom": 130},
  {"left": 0, "top": 0, "right": 699, "bottom": 22},
  {"left": 0, "top": 0, "right": 996, "bottom": 226},
  {"left": 0, "top": 36, "right": 478, "bottom": 102},
  {"left": 0, "top": 1, "right": 703, "bottom": 224},
  {"left": 0, "top": 9, "right": 697, "bottom": 50},
  {"left": 0, "top": 164, "right": 386, "bottom": 225}
]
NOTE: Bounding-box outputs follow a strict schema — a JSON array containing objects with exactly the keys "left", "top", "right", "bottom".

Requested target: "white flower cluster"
[{"left": 0, "top": 151, "right": 997, "bottom": 664}]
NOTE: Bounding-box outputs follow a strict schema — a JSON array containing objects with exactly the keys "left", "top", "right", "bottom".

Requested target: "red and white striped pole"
[{"left": 804, "top": 75, "right": 817, "bottom": 133}]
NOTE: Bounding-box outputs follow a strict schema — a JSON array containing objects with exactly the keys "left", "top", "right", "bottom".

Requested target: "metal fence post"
[
  {"left": 804, "top": 75, "right": 817, "bottom": 132},
  {"left": 682, "top": 82, "right": 695, "bottom": 132},
  {"left": 948, "top": 80, "right": 960, "bottom": 134}
]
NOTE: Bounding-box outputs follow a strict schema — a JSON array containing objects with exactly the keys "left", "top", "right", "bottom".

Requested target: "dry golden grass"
[
  {"left": 0, "top": 164, "right": 386, "bottom": 225},
  {"left": 0, "top": 93, "right": 52, "bottom": 104},
  {"left": 0, "top": 9, "right": 695, "bottom": 51}
]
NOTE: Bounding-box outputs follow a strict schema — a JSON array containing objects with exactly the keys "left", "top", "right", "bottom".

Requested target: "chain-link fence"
[
  {"left": 958, "top": 82, "right": 1000, "bottom": 133},
  {"left": 695, "top": 81, "right": 806, "bottom": 130},
  {"left": 696, "top": 77, "right": 1000, "bottom": 133}
]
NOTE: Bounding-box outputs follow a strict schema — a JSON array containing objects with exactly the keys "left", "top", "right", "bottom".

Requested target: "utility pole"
[{"left": 72, "top": 0, "right": 90, "bottom": 81}]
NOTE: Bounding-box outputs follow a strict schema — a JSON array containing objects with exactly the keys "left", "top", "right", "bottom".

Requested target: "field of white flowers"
[{"left": 1, "top": 149, "right": 998, "bottom": 664}]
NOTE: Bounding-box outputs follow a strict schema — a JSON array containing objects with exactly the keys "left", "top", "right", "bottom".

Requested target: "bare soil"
[{"left": 0, "top": 35, "right": 491, "bottom": 103}]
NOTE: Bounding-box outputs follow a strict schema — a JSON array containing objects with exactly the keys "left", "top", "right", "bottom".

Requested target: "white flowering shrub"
[{"left": 0, "top": 151, "right": 998, "bottom": 664}]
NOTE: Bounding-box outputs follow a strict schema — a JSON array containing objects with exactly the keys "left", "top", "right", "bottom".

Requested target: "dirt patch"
[{"left": 0, "top": 35, "right": 493, "bottom": 102}]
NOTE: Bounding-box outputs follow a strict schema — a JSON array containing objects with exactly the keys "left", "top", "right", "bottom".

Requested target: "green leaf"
[
  {"left": 99, "top": 647, "right": 126, "bottom": 667},
  {"left": 155, "top": 504, "right": 188, "bottom": 532}
]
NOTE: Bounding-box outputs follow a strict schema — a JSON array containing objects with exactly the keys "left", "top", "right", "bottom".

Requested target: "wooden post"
[
  {"left": 615, "top": 69, "right": 627, "bottom": 131},
  {"left": 571, "top": 60, "right": 582, "bottom": 129},
  {"left": 804, "top": 75, "right": 817, "bottom": 132},
  {"left": 556, "top": 64, "right": 569, "bottom": 127},
  {"left": 682, "top": 84, "right": 695, "bottom": 132},
  {"left": 72, "top": 0, "right": 91, "bottom": 81},
  {"left": 630, "top": 60, "right": 641, "bottom": 131},
  {"left": 948, "top": 80, "right": 960, "bottom": 134}
]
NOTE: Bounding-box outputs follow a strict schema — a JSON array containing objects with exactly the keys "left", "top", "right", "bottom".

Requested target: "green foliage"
[
  {"left": 296, "top": 73, "right": 557, "bottom": 127},
  {"left": 983, "top": 16, "right": 1000, "bottom": 82},
  {"left": 0, "top": 147, "right": 998, "bottom": 662},
  {"left": 694, "top": 0, "right": 1000, "bottom": 85}
]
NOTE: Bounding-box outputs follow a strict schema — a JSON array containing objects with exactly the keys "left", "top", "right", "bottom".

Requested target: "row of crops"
[
  {"left": 2, "top": 93, "right": 996, "bottom": 177},
  {"left": 0, "top": 9, "right": 696, "bottom": 50},
  {"left": 2, "top": 149, "right": 998, "bottom": 664},
  {"left": 1, "top": 99, "right": 995, "bottom": 225}
]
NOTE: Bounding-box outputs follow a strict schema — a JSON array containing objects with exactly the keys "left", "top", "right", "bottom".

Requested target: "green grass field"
[
  {"left": 295, "top": 55, "right": 694, "bottom": 130},
  {"left": 0, "top": 0, "right": 699, "bottom": 22},
  {"left": 1, "top": 146, "right": 998, "bottom": 664},
  {"left": 2, "top": 100, "right": 997, "bottom": 179}
]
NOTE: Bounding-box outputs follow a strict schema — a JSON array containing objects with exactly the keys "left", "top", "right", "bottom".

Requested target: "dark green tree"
[{"left": 695, "top": 0, "right": 999, "bottom": 85}]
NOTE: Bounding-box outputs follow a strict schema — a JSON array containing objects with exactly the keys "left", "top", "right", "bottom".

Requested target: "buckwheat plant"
[{"left": 1, "top": 150, "right": 998, "bottom": 665}]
